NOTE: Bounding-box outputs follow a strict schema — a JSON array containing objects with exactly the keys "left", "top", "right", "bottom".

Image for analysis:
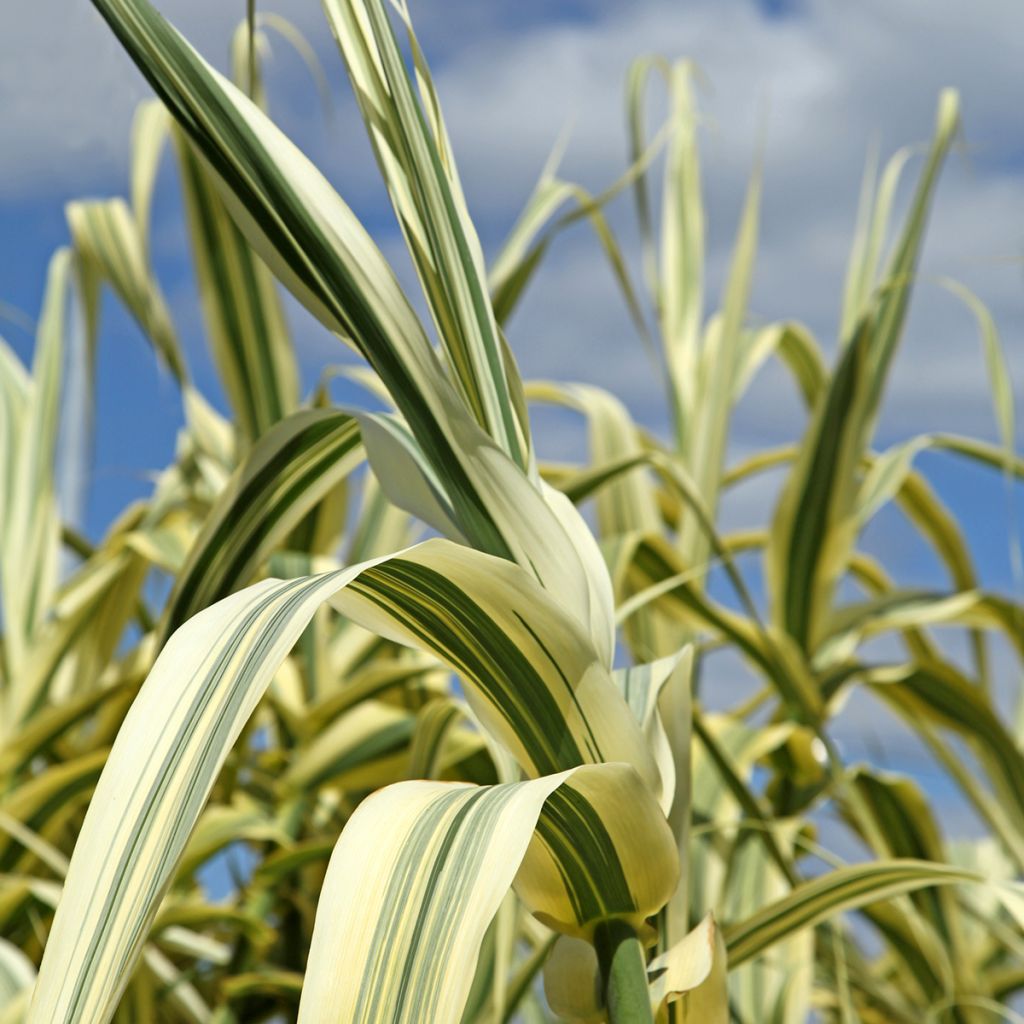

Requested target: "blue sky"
[{"left": 3, "top": 0, "right": 1023, "bottom": 838}]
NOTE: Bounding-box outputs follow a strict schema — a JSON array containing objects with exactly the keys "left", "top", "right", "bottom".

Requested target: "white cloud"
[
  {"left": 387, "top": 0, "right": 1024, "bottom": 445},
  {"left": 5, "top": 0, "right": 1022, "bottom": 444},
  {"left": 1, "top": 4, "right": 149, "bottom": 197},
  {"left": 0, "top": 0, "right": 333, "bottom": 199}
]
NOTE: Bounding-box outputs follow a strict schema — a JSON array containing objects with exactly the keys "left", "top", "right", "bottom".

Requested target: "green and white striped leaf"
[
  {"left": 128, "top": 99, "right": 169, "bottom": 249},
  {"left": 297, "top": 762, "right": 676, "bottom": 1023},
  {"left": 867, "top": 660, "right": 1024, "bottom": 841},
  {"left": 405, "top": 697, "right": 465, "bottom": 781},
  {"left": 733, "top": 321, "right": 828, "bottom": 409},
  {"left": 87, "top": 0, "right": 495, "bottom": 507},
  {"left": 636, "top": 58, "right": 703, "bottom": 441},
  {"left": 172, "top": 121, "right": 299, "bottom": 444},
  {"left": 1, "top": 251, "right": 70, "bottom": 686},
  {"left": 720, "top": 820, "right": 814, "bottom": 1023},
  {"left": 321, "top": 0, "right": 528, "bottom": 466},
  {"left": 624, "top": 535, "right": 821, "bottom": 721},
  {"left": 724, "top": 859, "right": 976, "bottom": 967},
  {"left": 939, "top": 280, "right": 1015, "bottom": 459},
  {"left": 531, "top": 383, "right": 661, "bottom": 540},
  {"left": 27, "top": 538, "right": 661, "bottom": 1023},
  {"left": 283, "top": 700, "right": 415, "bottom": 793},
  {"left": 489, "top": 161, "right": 652, "bottom": 341},
  {"left": 840, "top": 768, "right": 968, "bottom": 991},
  {"left": 66, "top": 199, "right": 185, "bottom": 384},
  {"left": 91, "top": 0, "right": 616, "bottom": 665},
  {"left": 0, "top": 339, "right": 30, "bottom": 547},
  {"left": 681, "top": 160, "right": 760, "bottom": 563},
  {"left": 840, "top": 146, "right": 913, "bottom": 339},
  {"left": 515, "top": 762, "right": 678, "bottom": 939},
  {"left": 613, "top": 650, "right": 688, "bottom": 817},
  {"left": 162, "top": 408, "right": 363, "bottom": 636},
  {"left": 329, "top": 541, "right": 659, "bottom": 790},
  {"left": 816, "top": 589, "right": 980, "bottom": 667},
  {"left": 856, "top": 435, "right": 933, "bottom": 525},
  {"left": 767, "top": 91, "right": 959, "bottom": 652}
]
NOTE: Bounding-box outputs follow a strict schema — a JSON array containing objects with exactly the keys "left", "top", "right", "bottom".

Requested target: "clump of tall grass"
[{"left": 0, "top": 2, "right": 1021, "bottom": 1022}]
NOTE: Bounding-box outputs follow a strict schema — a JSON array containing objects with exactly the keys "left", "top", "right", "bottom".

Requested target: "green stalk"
[{"left": 593, "top": 920, "right": 653, "bottom": 1024}]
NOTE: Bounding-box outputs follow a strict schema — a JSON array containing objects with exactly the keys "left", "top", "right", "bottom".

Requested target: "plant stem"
[{"left": 593, "top": 920, "right": 654, "bottom": 1024}]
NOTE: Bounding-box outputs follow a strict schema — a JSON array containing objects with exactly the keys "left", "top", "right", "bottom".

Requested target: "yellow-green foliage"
[{"left": 1, "top": 2, "right": 1022, "bottom": 1023}]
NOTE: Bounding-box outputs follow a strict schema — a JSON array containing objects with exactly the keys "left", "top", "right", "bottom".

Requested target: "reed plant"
[{"left": 1, "top": 2, "right": 1022, "bottom": 1022}]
